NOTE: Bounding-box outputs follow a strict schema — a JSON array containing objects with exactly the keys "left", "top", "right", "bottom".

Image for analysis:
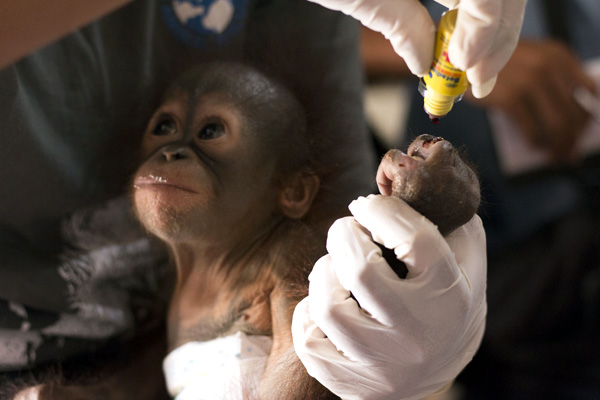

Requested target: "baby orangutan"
[
  {"left": 9, "top": 62, "right": 328, "bottom": 400},
  {"left": 375, "top": 134, "right": 480, "bottom": 278},
  {"left": 132, "top": 63, "right": 331, "bottom": 400},
  {"left": 377, "top": 134, "right": 480, "bottom": 237}
]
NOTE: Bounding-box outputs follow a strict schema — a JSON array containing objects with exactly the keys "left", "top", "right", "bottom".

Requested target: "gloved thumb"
[
  {"left": 448, "top": 0, "right": 525, "bottom": 97},
  {"left": 379, "top": 0, "right": 437, "bottom": 76},
  {"left": 470, "top": 75, "right": 497, "bottom": 98},
  {"left": 307, "top": 0, "right": 437, "bottom": 76},
  {"left": 348, "top": 195, "right": 453, "bottom": 276}
]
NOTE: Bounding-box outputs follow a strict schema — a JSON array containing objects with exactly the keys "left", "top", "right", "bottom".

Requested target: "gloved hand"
[
  {"left": 292, "top": 195, "right": 487, "bottom": 400},
  {"left": 307, "top": 0, "right": 526, "bottom": 98}
]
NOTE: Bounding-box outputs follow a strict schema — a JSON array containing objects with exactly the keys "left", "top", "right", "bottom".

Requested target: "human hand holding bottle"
[{"left": 307, "top": 0, "right": 526, "bottom": 98}]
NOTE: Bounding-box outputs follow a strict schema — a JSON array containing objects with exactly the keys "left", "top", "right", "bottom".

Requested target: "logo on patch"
[{"left": 161, "top": 0, "right": 248, "bottom": 48}]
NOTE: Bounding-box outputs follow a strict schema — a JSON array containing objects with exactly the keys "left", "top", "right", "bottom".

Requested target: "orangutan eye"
[
  {"left": 153, "top": 116, "right": 177, "bottom": 136},
  {"left": 198, "top": 122, "right": 225, "bottom": 140}
]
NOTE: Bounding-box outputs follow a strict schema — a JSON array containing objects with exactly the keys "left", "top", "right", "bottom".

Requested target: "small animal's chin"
[
  {"left": 133, "top": 187, "right": 208, "bottom": 240},
  {"left": 134, "top": 203, "right": 183, "bottom": 242},
  {"left": 134, "top": 183, "right": 202, "bottom": 213}
]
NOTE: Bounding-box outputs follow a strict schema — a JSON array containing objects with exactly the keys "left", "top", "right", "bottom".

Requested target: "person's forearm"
[{"left": 0, "top": 0, "right": 133, "bottom": 69}]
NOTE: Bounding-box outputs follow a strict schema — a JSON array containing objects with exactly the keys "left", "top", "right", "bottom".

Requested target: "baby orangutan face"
[
  {"left": 132, "top": 65, "right": 312, "bottom": 247},
  {"left": 377, "top": 134, "right": 480, "bottom": 236},
  {"left": 133, "top": 96, "right": 277, "bottom": 244}
]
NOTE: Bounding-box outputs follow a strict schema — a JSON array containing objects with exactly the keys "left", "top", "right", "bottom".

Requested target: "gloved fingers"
[
  {"left": 347, "top": 195, "right": 456, "bottom": 276},
  {"left": 307, "top": 0, "right": 436, "bottom": 75},
  {"left": 292, "top": 298, "right": 331, "bottom": 357},
  {"left": 291, "top": 298, "right": 366, "bottom": 397},
  {"left": 464, "top": 44, "right": 510, "bottom": 94},
  {"left": 293, "top": 286, "right": 412, "bottom": 400},
  {"left": 448, "top": 0, "right": 501, "bottom": 70},
  {"left": 379, "top": 0, "right": 437, "bottom": 77},
  {"left": 305, "top": 252, "right": 398, "bottom": 358},
  {"left": 449, "top": 0, "right": 525, "bottom": 93},
  {"left": 470, "top": 75, "right": 497, "bottom": 99},
  {"left": 294, "top": 290, "right": 439, "bottom": 398},
  {"left": 444, "top": 214, "right": 487, "bottom": 297},
  {"left": 311, "top": 244, "right": 476, "bottom": 378},
  {"left": 325, "top": 217, "right": 408, "bottom": 325},
  {"left": 293, "top": 214, "right": 488, "bottom": 400},
  {"left": 325, "top": 214, "right": 469, "bottom": 330}
]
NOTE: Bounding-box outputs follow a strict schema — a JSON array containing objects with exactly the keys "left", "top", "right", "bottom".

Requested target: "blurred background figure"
[{"left": 362, "top": 0, "right": 600, "bottom": 398}]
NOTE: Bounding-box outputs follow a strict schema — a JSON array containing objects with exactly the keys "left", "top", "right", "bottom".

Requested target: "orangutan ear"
[{"left": 278, "top": 172, "right": 320, "bottom": 219}]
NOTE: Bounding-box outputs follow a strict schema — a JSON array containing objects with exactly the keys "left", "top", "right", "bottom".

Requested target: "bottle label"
[{"left": 423, "top": 14, "right": 469, "bottom": 97}]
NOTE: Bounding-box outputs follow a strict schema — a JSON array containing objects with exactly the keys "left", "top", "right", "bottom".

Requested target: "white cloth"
[
  {"left": 306, "top": 0, "right": 526, "bottom": 98},
  {"left": 292, "top": 195, "right": 487, "bottom": 400},
  {"left": 163, "top": 332, "right": 272, "bottom": 400}
]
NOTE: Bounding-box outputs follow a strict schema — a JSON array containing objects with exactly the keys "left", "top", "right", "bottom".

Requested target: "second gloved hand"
[
  {"left": 292, "top": 195, "right": 487, "bottom": 400},
  {"left": 449, "top": 0, "right": 526, "bottom": 98},
  {"left": 307, "top": 0, "right": 526, "bottom": 98}
]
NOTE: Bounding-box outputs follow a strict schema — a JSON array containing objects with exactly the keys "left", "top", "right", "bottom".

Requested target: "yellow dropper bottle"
[{"left": 418, "top": 8, "right": 469, "bottom": 122}]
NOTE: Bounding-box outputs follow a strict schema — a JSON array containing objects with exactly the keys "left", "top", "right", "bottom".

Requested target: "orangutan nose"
[{"left": 162, "top": 145, "right": 188, "bottom": 161}]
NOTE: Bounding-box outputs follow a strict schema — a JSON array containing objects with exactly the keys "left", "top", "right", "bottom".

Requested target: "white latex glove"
[
  {"left": 308, "top": 0, "right": 526, "bottom": 98},
  {"left": 292, "top": 195, "right": 487, "bottom": 400}
]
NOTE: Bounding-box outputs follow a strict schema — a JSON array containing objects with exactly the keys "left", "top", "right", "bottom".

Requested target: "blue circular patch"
[{"left": 161, "top": 0, "right": 248, "bottom": 48}]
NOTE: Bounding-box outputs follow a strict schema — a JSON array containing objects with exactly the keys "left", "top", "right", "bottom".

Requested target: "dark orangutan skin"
[
  {"left": 378, "top": 134, "right": 481, "bottom": 237},
  {"left": 375, "top": 134, "right": 480, "bottom": 278},
  {"left": 13, "top": 66, "right": 480, "bottom": 400}
]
